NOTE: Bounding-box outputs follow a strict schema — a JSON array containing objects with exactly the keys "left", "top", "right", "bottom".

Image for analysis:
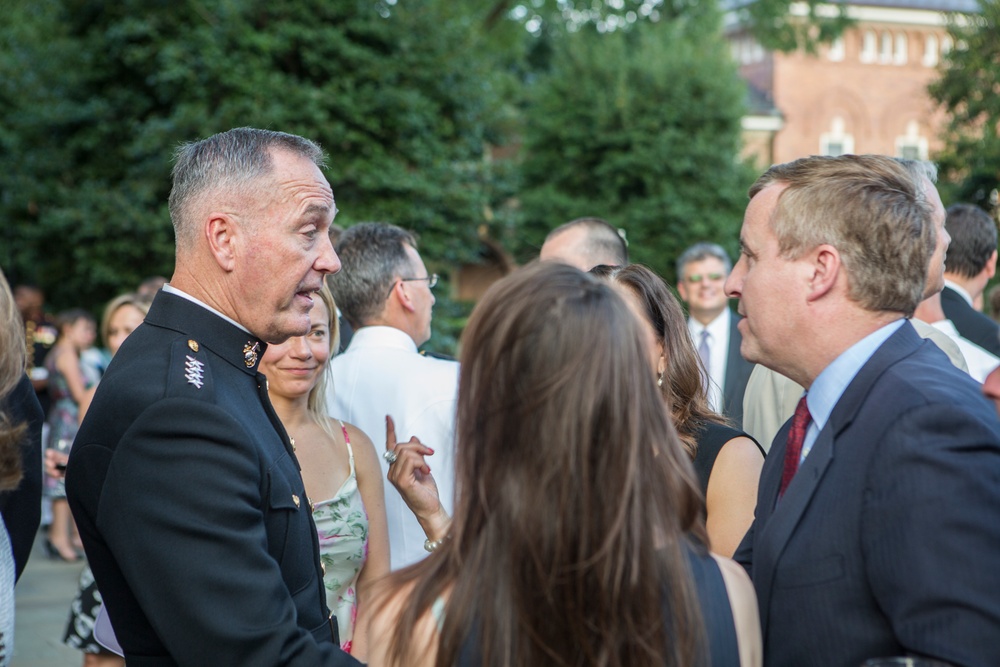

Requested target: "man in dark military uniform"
[{"left": 66, "top": 128, "right": 360, "bottom": 666}]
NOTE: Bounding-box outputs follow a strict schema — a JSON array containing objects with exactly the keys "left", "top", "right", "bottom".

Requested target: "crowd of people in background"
[{"left": 2, "top": 127, "right": 1000, "bottom": 667}]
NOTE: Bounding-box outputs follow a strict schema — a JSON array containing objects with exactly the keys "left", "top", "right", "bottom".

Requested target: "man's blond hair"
[{"left": 749, "top": 154, "right": 934, "bottom": 317}]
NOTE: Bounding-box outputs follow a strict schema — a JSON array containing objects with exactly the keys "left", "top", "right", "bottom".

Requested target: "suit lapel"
[{"left": 751, "top": 322, "right": 924, "bottom": 634}]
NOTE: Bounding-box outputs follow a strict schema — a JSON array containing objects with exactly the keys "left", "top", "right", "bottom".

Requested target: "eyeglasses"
[
  {"left": 386, "top": 274, "right": 438, "bottom": 298},
  {"left": 684, "top": 272, "right": 725, "bottom": 284}
]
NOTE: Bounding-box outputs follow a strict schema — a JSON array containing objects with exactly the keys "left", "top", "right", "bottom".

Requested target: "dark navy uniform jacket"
[{"left": 66, "top": 291, "right": 360, "bottom": 667}]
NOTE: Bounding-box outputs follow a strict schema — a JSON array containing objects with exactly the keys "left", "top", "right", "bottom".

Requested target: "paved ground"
[{"left": 12, "top": 532, "right": 86, "bottom": 667}]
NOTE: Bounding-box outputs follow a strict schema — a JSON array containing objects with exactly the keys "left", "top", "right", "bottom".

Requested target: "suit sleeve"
[
  {"left": 863, "top": 403, "right": 1000, "bottom": 666},
  {"left": 96, "top": 397, "right": 357, "bottom": 667}
]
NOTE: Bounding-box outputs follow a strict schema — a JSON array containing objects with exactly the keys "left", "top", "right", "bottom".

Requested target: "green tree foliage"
[
  {"left": 928, "top": 1, "right": 1000, "bottom": 212},
  {"left": 513, "top": 11, "right": 756, "bottom": 280},
  {"left": 731, "top": 0, "right": 852, "bottom": 53},
  {"left": 0, "top": 0, "right": 509, "bottom": 320},
  {"left": 495, "top": 0, "right": 849, "bottom": 51}
]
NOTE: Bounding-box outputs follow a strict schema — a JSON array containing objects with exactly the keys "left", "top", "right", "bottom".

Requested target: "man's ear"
[
  {"left": 986, "top": 249, "right": 998, "bottom": 280},
  {"left": 206, "top": 213, "right": 238, "bottom": 272},
  {"left": 387, "top": 280, "right": 417, "bottom": 314},
  {"left": 806, "top": 244, "right": 841, "bottom": 303}
]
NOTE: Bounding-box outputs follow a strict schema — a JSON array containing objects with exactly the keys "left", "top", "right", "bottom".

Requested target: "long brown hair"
[
  {"left": 384, "top": 261, "right": 706, "bottom": 667},
  {"left": 591, "top": 264, "right": 725, "bottom": 456},
  {"left": 0, "top": 268, "right": 27, "bottom": 491}
]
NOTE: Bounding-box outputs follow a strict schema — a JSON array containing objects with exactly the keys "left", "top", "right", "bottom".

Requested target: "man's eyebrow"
[{"left": 303, "top": 203, "right": 332, "bottom": 216}]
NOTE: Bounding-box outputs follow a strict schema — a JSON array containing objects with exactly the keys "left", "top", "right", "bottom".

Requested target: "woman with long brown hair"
[
  {"left": 369, "top": 262, "right": 760, "bottom": 667},
  {"left": 1, "top": 267, "right": 44, "bottom": 666},
  {"left": 591, "top": 264, "right": 764, "bottom": 557}
]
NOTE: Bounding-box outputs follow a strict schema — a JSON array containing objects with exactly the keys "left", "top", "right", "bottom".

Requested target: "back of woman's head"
[
  {"left": 395, "top": 262, "right": 705, "bottom": 667},
  {"left": 456, "top": 262, "right": 694, "bottom": 539}
]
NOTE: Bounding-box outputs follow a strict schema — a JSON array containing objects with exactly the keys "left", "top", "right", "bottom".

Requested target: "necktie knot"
[{"left": 780, "top": 395, "right": 812, "bottom": 497}]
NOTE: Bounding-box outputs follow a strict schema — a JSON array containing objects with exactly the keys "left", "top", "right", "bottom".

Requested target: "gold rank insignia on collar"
[{"left": 243, "top": 341, "right": 260, "bottom": 368}]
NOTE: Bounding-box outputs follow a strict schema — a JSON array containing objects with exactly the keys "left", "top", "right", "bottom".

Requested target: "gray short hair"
[
  {"left": 676, "top": 242, "right": 732, "bottom": 279},
  {"left": 168, "top": 127, "right": 325, "bottom": 251},
  {"left": 328, "top": 222, "right": 418, "bottom": 328}
]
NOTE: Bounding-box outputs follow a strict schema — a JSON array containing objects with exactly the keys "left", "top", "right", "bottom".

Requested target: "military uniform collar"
[{"left": 145, "top": 290, "right": 267, "bottom": 376}]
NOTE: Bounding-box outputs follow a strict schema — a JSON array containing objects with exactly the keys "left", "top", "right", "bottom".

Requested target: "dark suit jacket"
[
  {"left": 735, "top": 322, "right": 1000, "bottom": 667},
  {"left": 723, "top": 313, "right": 754, "bottom": 429},
  {"left": 940, "top": 285, "right": 1000, "bottom": 356},
  {"left": 66, "top": 292, "right": 359, "bottom": 667},
  {"left": 0, "top": 374, "right": 43, "bottom": 581}
]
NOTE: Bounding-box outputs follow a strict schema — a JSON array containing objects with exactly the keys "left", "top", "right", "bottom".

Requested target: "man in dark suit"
[
  {"left": 727, "top": 154, "right": 1000, "bottom": 666},
  {"left": 66, "top": 128, "right": 360, "bottom": 666},
  {"left": 940, "top": 202, "right": 1000, "bottom": 356},
  {"left": 676, "top": 242, "right": 754, "bottom": 428}
]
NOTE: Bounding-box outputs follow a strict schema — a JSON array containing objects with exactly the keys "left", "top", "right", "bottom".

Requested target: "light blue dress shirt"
[{"left": 799, "top": 319, "right": 906, "bottom": 462}]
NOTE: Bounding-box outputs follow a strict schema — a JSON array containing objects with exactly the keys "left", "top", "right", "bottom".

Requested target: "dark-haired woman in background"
[
  {"left": 369, "top": 262, "right": 761, "bottom": 667},
  {"left": 592, "top": 264, "right": 764, "bottom": 557}
]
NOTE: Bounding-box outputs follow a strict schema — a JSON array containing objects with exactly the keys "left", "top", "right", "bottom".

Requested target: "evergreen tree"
[
  {"left": 0, "top": 0, "right": 509, "bottom": 321},
  {"left": 514, "top": 10, "right": 756, "bottom": 280},
  {"left": 928, "top": 0, "right": 1000, "bottom": 212}
]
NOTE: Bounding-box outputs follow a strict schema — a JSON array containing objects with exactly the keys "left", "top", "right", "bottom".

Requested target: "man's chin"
[{"left": 262, "top": 317, "right": 310, "bottom": 345}]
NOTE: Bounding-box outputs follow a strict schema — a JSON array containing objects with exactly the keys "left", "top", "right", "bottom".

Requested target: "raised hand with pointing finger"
[{"left": 384, "top": 415, "right": 450, "bottom": 545}]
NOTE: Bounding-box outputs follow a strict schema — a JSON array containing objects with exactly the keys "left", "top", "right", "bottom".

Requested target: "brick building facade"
[{"left": 727, "top": 0, "right": 978, "bottom": 166}]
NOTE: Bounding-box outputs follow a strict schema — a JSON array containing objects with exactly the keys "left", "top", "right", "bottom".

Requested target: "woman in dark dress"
[
  {"left": 369, "top": 262, "right": 761, "bottom": 667},
  {"left": 592, "top": 264, "right": 765, "bottom": 557}
]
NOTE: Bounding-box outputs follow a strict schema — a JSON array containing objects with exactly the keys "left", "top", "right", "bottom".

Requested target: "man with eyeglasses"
[
  {"left": 325, "top": 222, "right": 457, "bottom": 570},
  {"left": 676, "top": 242, "right": 754, "bottom": 428}
]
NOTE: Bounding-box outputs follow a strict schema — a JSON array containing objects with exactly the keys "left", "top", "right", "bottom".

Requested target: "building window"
[
  {"left": 829, "top": 36, "right": 845, "bottom": 62},
  {"left": 894, "top": 33, "right": 908, "bottom": 65},
  {"left": 861, "top": 30, "right": 877, "bottom": 63},
  {"left": 896, "top": 121, "right": 929, "bottom": 160},
  {"left": 880, "top": 31, "right": 893, "bottom": 63},
  {"left": 923, "top": 34, "right": 939, "bottom": 67},
  {"left": 942, "top": 35, "right": 953, "bottom": 55},
  {"left": 821, "top": 117, "right": 855, "bottom": 156}
]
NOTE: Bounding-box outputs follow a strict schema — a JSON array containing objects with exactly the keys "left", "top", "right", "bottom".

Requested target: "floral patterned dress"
[
  {"left": 313, "top": 422, "right": 369, "bottom": 653},
  {"left": 44, "top": 350, "right": 94, "bottom": 498}
]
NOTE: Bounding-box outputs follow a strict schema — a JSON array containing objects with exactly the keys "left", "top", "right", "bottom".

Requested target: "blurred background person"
[
  {"left": 369, "top": 262, "right": 761, "bottom": 667},
  {"left": 592, "top": 264, "right": 764, "bottom": 557},
  {"left": 539, "top": 216, "right": 628, "bottom": 271},
  {"left": 13, "top": 282, "right": 58, "bottom": 417},
  {"left": 136, "top": 276, "right": 167, "bottom": 300},
  {"left": 259, "top": 286, "right": 389, "bottom": 660},
  {"left": 44, "top": 308, "right": 97, "bottom": 562},
  {"left": 941, "top": 203, "right": 1000, "bottom": 356},
  {"left": 328, "top": 222, "right": 457, "bottom": 570},
  {"left": 675, "top": 243, "right": 754, "bottom": 429}
]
